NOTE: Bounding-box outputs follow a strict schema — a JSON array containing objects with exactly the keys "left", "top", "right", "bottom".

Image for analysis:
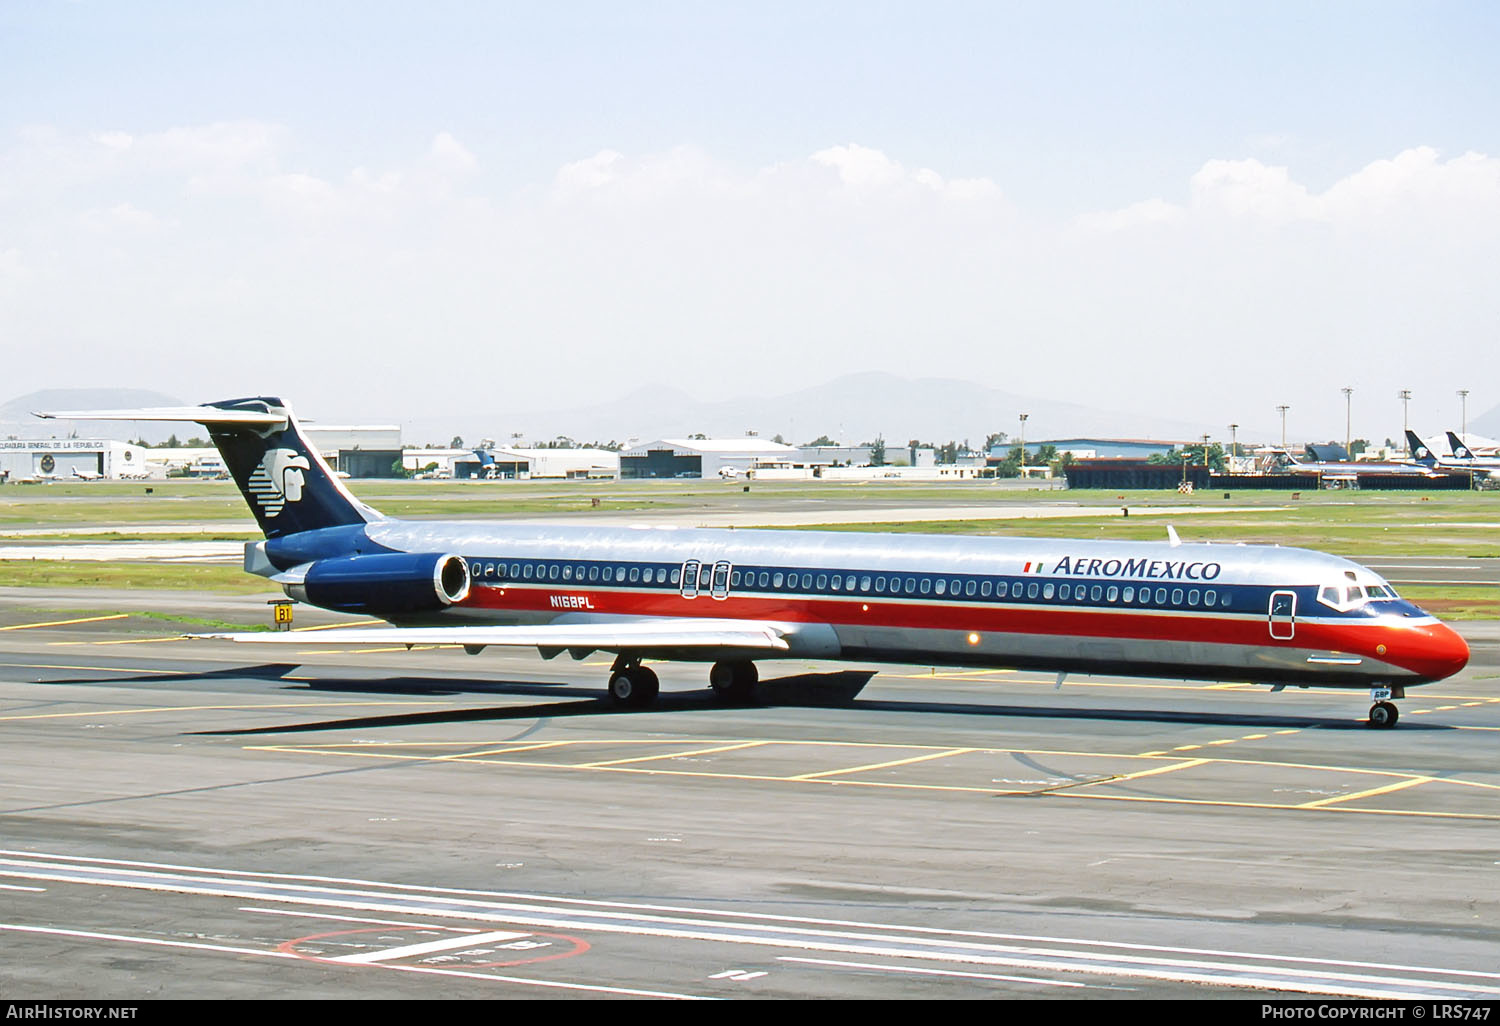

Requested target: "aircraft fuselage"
[{"left": 253, "top": 518, "right": 1468, "bottom": 690}]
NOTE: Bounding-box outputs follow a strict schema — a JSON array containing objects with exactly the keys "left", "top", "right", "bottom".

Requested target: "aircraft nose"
[{"left": 1396, "top": 621, "right": 1470, "bottom": 682}]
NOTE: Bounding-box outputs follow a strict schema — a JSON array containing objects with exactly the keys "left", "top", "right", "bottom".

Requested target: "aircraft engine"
[{"left": 290, "top": 552, "right": 472, "bottom": 614}]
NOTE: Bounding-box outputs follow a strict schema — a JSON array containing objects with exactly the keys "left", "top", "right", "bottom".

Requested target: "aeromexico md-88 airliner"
[{"left": 39, "top": 397, "right": 1470, "bottom": 728}]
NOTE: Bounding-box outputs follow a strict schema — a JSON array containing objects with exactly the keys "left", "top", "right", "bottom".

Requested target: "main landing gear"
[
  {"left": 1367, "top": 685, "right": 1403, "bottom": 729},
  {"left": 605, "top": 658, "right": 761, "bottom": 709},
  {"left": 607, "top": 656, "right": 659, "bottom": 709},
  {"left": 709, "top": 660, "right": 758, "bottom": 704}
]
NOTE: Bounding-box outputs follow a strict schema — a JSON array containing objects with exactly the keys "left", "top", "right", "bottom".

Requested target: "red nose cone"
[{"left": 1397, "top": 622, "right": 1470, "bottom": 682}]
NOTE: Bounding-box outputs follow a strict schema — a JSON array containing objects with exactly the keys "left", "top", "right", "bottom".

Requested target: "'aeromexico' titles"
[{"left": 1048, "top": 555, "right": 1223, "bottom": 581}]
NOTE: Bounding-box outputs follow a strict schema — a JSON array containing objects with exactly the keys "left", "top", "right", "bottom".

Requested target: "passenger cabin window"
[{"left": 711, "top": 561, "right": 731, "bottom": 599}]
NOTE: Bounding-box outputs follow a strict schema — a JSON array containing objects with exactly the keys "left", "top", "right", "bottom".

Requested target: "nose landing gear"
[{"left": 1367, "top": 685, "right": 1403, "bottom": 729}]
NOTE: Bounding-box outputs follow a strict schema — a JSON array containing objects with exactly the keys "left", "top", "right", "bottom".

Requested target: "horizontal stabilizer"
[{"left": 34, "top": 405, "right": 287, "bottom": 427}]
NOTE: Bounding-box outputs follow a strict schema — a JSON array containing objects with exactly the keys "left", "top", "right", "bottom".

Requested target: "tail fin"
[
  {"left": 1405, "top": 430, "right": 1437, "bottom": 464},
  {"left": 35, "top": 397, "right": 381, "bottom": 538},
  {"left": 1445, "top": 431, "right": 1473, "bottom": 460}
]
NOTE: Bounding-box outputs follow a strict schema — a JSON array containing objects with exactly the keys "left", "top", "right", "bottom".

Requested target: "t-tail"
[
  {"left": 1445, "top": 431, "right": 1475, "bottom": 461},
  {"left": 34, "top": 397, "right": 381, "bottom": 538},
  {"left": 1405, "top": 429, "right": 1438, "bottom": 465}
]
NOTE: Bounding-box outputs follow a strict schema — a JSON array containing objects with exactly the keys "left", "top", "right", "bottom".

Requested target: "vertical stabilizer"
[
  {"left": 1405, "top": 430, "right": 1437, "bottom": 465},
  {"left": 35, "top": 397, "right": 381, "bottom": 538}
]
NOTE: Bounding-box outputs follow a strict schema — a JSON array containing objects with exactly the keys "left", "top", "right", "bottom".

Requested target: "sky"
[{"left": 2, "top": 1, "right": 1498, "bottom": 442}]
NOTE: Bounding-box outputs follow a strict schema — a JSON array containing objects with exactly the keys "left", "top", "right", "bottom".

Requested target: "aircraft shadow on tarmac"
[{"left": 115, "top": 665, "right": 1434, "bottom": 736}]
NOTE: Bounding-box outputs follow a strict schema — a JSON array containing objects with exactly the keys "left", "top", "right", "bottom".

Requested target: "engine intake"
[{"left": 290, "top": 552, "right": 471, "bottom": 614}]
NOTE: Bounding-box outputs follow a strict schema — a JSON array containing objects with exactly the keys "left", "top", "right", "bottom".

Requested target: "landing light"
[{"left": 968, "top": 633, "right": 981, "bottom": 646}]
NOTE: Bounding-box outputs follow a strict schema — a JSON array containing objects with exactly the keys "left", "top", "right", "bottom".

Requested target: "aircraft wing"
[{"left": 194, "top": 618, "right": 793, "bottom": 657}]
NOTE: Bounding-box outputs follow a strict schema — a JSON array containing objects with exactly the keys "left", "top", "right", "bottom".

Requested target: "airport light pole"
[
  {"left": 1277, "top": 405, "right": 1289, "bottom": 449},
  {"left": 1229, "top": 423, "right": 1238, "bottom": 469},
  {"left": 1399, "top": 390, "right": 1411, "bottom": 456},
  {"left": 1342, "top": 387, "right": 1354, "bottom": 460},
  {"left": 1458, "top": 390, "right": 1471, "bottom": 489},
  {"left": 1018, "top": 413, "right": 1028, "bottom": 479}
]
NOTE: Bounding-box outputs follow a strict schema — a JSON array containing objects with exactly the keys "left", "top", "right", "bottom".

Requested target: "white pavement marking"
[
  {"left": 780, "top": 957, "right": 1087, "bottom": 988},
  {"left": 336, "top": 929, "right": 531, "bottom": 964},
  {"left": 0, "top": 542, "right": 243, "bottom": 562},
  {"left": 1, "top": 849, "right": 1496, "bottom": 999},
  {"left": 241, "top": 906, "right": 480, "bottom": 931},
  {"left": 0, "top": 922, "right": 702, "bottom": 1000}
]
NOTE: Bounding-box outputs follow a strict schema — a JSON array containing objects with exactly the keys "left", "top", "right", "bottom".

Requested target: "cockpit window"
[{"left": 1318, "top": 579, "right": 1399, "bottom": 611}]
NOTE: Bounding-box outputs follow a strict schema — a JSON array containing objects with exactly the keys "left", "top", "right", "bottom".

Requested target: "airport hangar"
[
  {"left": 403, "top": 446, "right": 619, "bottom": 480},
  {"left": 620, "top": 438, "right": 802, "bottom": 478}
]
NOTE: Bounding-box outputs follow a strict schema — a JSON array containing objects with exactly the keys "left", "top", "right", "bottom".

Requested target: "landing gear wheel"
[
  {"left": 608, "top": 666, "right": 659, "bottom": 709},
  {"left": 1368, "top": 701, "right": 1399, "bottom": 729},
  {"left": 709, "top": 660, "right": 758, "bottom": 704}
]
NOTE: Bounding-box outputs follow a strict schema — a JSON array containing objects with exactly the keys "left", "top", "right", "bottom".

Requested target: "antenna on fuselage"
[{"left": 1167, "top": 525, "right": 1182, "bottom": 548}]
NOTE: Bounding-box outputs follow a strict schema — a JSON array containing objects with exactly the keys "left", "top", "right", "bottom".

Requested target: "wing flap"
[{"left": 194, "top": 618, "right": 792, "bottom": 654}]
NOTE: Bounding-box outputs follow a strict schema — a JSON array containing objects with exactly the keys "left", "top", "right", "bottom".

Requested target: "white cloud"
[
  {"left": 427, "top": 132, "right": 478, "bottom": 176},
  {"left": 808, "top": 143, "right": 1000, "bottom": 202},
  {"left": 0, "top": 130, "right": 1493, "bottom": 438},
  {"left": 1079, "top": 147, "right": 1500, "bottom": 235},
  {"left": 1071, "top": 197, "right": 1185, "bottom": 234},
  {"left": 1189, "top": 158, "right": 1321, "bottom": 222},
  {"left": 554, "top": 149, "right": 624, "bottom": 191},
  {"left": 78, "top": 202, "right": 165, "bottom": 231},
  {"left": 812, "top": 143, "right": 907, "bottom": 190}
]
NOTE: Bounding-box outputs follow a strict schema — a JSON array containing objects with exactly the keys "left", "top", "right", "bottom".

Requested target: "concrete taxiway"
[{"left": 1, "top": 592, "right": 1497, "bottom": 1000}]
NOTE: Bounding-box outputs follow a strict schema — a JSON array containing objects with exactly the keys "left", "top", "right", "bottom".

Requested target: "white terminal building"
[{"left": 0, "top": 438, "right": 150, "bottom": 481}]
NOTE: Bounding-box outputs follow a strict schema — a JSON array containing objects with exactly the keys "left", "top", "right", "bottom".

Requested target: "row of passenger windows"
[
  {"left": 472, "top": 560, "right": 675, "bottom": 585},
  {"left": 467, "top": 558, "right": 1235, "bottom": 610},
  {"left": 731, "top": 568, "right": 1231, "bottom": 609}
]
